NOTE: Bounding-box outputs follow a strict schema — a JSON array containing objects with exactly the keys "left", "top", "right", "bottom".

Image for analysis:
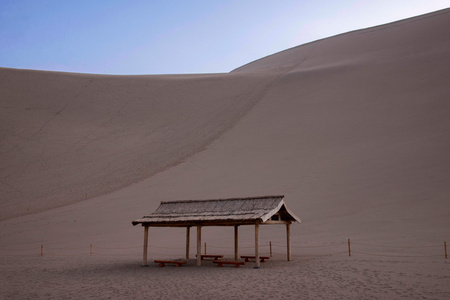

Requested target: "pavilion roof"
[{"left": 132, "top": 195, "right": 301, "bottom": 226}]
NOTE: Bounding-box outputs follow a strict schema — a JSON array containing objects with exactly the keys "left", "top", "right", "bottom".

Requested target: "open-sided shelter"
[{"left": 132, "top": 195, "right": 301, "bottom": 267}]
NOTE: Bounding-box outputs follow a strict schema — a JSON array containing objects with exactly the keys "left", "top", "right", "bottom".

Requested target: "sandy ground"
[
  {"left": 1, "top": 8, "right": 450, "bottom": 300},
  {"left": 1, "top": 254, "right": 449, "bottom": 299}
]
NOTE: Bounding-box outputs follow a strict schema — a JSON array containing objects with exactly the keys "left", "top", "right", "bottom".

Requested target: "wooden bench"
[
  {"left": 154, "top": 260, "right": 186, "bottom": 267},
  {"left": 196, "top": 254, "right": 224, "bottom": 260},
  {"left": 240, "top": 255, "right": 270, "bottom": 262},
  {"left": 213, "top": 260, "right": 245, "bottom": 268}
]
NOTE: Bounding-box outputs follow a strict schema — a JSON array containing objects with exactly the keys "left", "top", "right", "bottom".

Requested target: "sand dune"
[
  {"left": 1, "top": 8, "right": 450, "bottom": 299},
  {"left": 0, "top": 69, "right": 279, "bottom": 220}
]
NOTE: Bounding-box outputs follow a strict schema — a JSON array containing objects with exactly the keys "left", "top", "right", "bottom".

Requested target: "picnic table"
[
  {"left": 154, "top": 260, "right": 186, "bottom": 267},
  {"left": 213, "top": 260, "right": 245, "bottom": 268},
  {"left": 240, "top": 255, "right": 270, "bottom": 262}
]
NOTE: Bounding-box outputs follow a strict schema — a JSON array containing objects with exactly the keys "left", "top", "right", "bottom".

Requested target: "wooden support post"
[
  {"left": 143, "top": 226, "right": 149, "bottom": 266},
  {"left": 286, "top": 223, "right": 291, "bottom": 261},
  {"left": 270, "top": 241, "right": 272, "bottom": 257},
  {"left": 197, "top": 225, "right": 202, "bottom": 266},
  {"left": 445, "top": 241, "right": 447, "bottom": 259},
  {"left": 348, "top": 238, "right": 351, "bottom": 257},
  {"left": 186, "top": 227, "right": 190, "bottom": 260},
  {"left": 204, "top": 242, "right": 207, "bottom": 255},
  {"left": 41, "top": 244, "right": 43, "bottom": 257},
  {"left": 234, "top": 225, "right": 239, "bottom": 260},
  {"left": 255, "top": 223, "right": 260, "bottom": 268}
]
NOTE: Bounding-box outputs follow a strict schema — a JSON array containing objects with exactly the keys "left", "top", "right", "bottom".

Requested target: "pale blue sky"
[{"left": 0, "top": 0, "right": 448, "bottom": 75}]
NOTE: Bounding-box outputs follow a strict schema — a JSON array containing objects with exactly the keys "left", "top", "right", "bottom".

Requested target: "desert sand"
[{"left": 1, "top": 8, "right": 450, "bottom": 299}]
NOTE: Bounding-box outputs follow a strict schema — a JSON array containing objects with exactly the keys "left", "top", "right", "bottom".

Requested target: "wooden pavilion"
[{"left": 132, "top": 195, "right": 301, "bottom": 267}]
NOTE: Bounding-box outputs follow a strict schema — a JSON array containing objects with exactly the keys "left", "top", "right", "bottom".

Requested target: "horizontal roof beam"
[{"left": 136, "top": 220, "right": 292, "bottom": 227}]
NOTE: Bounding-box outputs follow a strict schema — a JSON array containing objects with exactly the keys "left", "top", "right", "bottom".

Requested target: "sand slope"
[
  {"left": 0, "top": 69, "right": 278, "bottom": 220},
  {"left": 1, "top": 8, "right": 450, "bottom": 299}
]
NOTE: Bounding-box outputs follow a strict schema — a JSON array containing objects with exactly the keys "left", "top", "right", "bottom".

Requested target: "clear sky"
[{"left": 1, "top": 0, "right": 448, "bottom": 75}]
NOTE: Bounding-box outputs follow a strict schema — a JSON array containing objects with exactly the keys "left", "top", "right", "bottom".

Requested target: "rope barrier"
[
  {"left": 0, "top": 248, "right": 34, "bottom": 251},
  {"left": 39, "top": 247, "right": 88, "bottom": 251},
  {"left": 291, "top": 244, "right": 346, "bottom": 249},
  {"left": 95, "top": 245, "right": 185, "bottom": 250},
  {"left": 93, "top": 245, "right": 141, "bottom": 250},
  {"left": 148, "top": 245, "right": 186, "bottom": 249},
  {"left": 205, "top": 245, "right": 267, "bottom": 249},
  {"left": 40, "top": 252, "right": 91, "bottom": 257},
  {"left": 0, "top": 240, "right": 446, "bottom": 259},
  {"left": 93, "top": 252, "right": 141, "bottom": 257},
  {"left": 298, "top": 251, "right": 348, "bottom": 257},
  {"left": 291, "top": 241, "right": 346, "bottom": 247},
  {"left": 268, "top": 250, "right": 348, "bottom": 257},
  {"left": 351, "top": 242, "right": 441, "bottom": 248},
  {"left": 1, "top": 253, "right": 40, "bottom": 257},
  {"left": 352, "top": 251, "right": 444, "bottom": 258}
]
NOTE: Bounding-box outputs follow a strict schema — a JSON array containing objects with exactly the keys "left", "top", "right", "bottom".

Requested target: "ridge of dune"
[{"left": 232, "top": 8, "right": 450, "bottom": 74}]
